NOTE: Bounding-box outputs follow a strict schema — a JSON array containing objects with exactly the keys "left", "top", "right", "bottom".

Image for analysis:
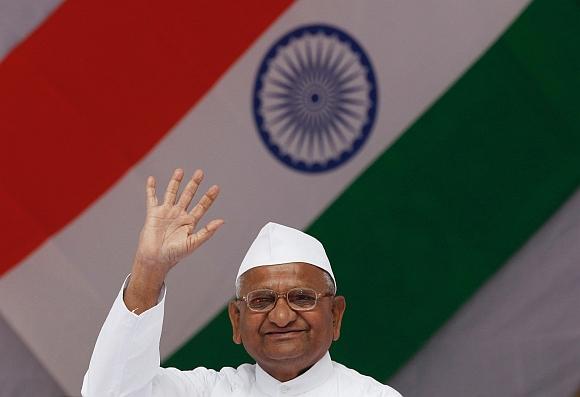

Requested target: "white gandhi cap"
[{"left": 236, "top": 222, "right": 336, "bottom": 289}]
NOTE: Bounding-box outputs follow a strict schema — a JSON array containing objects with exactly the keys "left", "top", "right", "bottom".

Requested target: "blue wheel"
[{"left": 253, "top": 24, "right": 378, "bottom": 173}]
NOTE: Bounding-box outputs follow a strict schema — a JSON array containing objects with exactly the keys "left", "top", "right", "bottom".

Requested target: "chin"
[{"left": 264, "top": 346, "right": 305, "bottom": 361}]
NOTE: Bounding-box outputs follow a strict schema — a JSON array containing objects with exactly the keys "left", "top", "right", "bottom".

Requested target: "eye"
[
  {"left": 248, "top": 292, "right": 275, "bottom": 309},
  {"left": 289, "top": 290, "right": 316, "bottom": 307}
]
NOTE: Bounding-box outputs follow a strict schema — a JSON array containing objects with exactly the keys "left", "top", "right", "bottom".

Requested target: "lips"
[{"left": 264, "top": 330, "right": 306, "bottom": 339}]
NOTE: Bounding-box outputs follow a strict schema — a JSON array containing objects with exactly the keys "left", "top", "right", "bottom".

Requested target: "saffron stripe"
[{"left": 0, "top": 0, "right": 293, "bottom": 276}]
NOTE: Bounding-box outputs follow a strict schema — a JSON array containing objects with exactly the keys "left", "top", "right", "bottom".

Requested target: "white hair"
[{"left": 235, "top": 268, "right": 336, "bottom": 298}]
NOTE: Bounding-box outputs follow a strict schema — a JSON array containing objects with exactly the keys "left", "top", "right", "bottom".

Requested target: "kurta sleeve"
[{"left": 81, "top": 277, "right": 219, "bottom": 397}]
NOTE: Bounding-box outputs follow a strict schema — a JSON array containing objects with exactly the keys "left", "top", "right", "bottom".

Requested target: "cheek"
[
  {"left": 304, "top": 311, "right": 334, "bottom": 336},
  {"left": 239, "top": 314, "right": 265, "bottom": 339}
]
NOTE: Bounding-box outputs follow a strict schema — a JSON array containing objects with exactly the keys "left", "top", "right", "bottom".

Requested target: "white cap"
[{"left": 236, "top": 222, "right": 336, "bottom": 289}]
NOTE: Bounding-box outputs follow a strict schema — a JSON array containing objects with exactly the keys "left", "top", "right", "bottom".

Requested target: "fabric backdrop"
[{"left": 1, "top": 1, "right": 579, "bottom": 396}]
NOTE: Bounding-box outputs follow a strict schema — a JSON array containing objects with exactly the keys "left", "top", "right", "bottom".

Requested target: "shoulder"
[
  {"left": 157, "top": 363, "right": 257, "bottom": 393},
  {"left": 332, "top": 361, "right": 402, "bottom": 397},
  {"left": 197, "top": 362, "right": 257, "bottom": 383},
  {"left": 223, "top": 362, "right": 256, "bottom": 382},
  {"left": 179, "top": 362, "right": 255, "bottom": 377}
]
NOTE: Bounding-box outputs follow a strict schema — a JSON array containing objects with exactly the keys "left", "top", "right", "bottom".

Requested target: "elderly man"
[{"left": 82, "top": 169, "right": 401, "bottom": 396}]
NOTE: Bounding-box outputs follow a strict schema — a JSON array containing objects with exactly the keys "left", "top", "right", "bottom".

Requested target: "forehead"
[{"left": 240, "top": 262, "right": 328, "bottom": 292}]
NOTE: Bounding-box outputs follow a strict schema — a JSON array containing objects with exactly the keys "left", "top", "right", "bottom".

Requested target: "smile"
[{"left": 264, "top": 330, "right": 305, "bottom": 339}]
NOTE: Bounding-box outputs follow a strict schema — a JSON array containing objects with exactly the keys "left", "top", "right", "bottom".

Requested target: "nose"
[{"left": 267, "top": 296, "right": 297, "bottom": 327}]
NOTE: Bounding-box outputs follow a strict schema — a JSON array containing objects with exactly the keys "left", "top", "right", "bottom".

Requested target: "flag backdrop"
[{"left": 1, "top": 1, "right": 579, "bottom": 396}]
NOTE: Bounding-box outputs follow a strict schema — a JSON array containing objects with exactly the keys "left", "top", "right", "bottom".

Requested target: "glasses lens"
[
  {"left": 287, "top": 288, "right": 317, "bottom": 310},
  {"left": 246, "top": 290, "right": 276, "bottom": 311}
]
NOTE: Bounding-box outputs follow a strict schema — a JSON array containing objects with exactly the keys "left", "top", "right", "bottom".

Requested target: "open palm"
[{"left": 134, "top": 168, "right": 223, "bottom": 275}]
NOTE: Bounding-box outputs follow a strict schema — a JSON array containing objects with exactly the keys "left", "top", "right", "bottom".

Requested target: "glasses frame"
[{"left": 237, "top": 287, "right": 334, "bottom": 312}]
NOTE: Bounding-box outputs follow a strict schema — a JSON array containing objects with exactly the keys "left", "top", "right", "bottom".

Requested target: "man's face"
[{"left": 228, "top": 262, "right": 346, "bottom": 381}]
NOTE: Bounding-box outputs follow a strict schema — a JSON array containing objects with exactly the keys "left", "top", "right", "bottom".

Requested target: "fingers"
[
  {"left": 154, "top": 169, "right": 218, "bottom": 217},
  {"left": 189, "top": 184, "right": 220, "bottom": 222},
  {"left": 175, "top": 169, "right": 203, "bottom": 210},
  {"left": 163, "top": 168, "right": 184, "bottom": 206},
  {"left": 187, "top": 219, "right": 225, "bottom": 252},
  {"left": 146, "top": 176, "right": 158, "bottom": 209}
]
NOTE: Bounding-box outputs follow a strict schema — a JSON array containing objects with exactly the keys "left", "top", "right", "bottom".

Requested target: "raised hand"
[{"left": 125, "top": 169, "right": 224, "bottom": 313}]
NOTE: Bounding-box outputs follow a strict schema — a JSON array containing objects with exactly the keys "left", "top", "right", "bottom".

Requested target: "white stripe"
[
  {"left": 0, "top": 0, "right": 530, "bottom": 394},
  {"left": 0, "top": 313, "right": 64, "bottom": 395},
  {"left": 0, "top": 0, "right": 64, "bottom": 62},
  {"left": 391, "top": 188, "right": 580, "bottom": 396}
]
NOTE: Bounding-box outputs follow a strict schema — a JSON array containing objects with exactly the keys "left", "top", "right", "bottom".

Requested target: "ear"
[
  {"left": 331, "top": 295, "right": 346, "bottom": 341},
  {"left": 228, "top": 301, "right": 242, "bottom": 344}
]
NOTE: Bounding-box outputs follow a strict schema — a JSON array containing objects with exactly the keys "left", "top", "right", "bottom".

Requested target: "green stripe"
[{"left": 164, "top": 0, "right": 580, "bottom": 380}]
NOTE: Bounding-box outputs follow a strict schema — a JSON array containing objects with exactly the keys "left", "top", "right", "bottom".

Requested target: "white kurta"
[{"left": 81, "top": 279, "right": 402, "bottom": 396}]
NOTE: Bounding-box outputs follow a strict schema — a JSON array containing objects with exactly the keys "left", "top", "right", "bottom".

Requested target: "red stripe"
[{"left": 0, "top": 0, "right": 293, "bottom": 276}]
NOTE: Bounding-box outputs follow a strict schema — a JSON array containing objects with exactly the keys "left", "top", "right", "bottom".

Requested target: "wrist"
[
  {"left": 124, "top": 261, "right": 167, "bottom": 313},
  {"left": 130, "top": 259, "right": 167, "bottom": 286}
]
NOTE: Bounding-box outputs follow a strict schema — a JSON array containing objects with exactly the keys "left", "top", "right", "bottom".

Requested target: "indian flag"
[{"left": 1, "top": 0, "right": 579, "bottom": 395}]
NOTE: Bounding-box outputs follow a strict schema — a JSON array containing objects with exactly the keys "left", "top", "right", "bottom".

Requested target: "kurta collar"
[{"left": 255, "top": 352, "right": 333, "bottom": 396}]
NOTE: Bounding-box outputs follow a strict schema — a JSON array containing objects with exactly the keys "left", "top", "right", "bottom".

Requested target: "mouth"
[{"left": 264, "top": 330, "right": 306, "bottom": 339}]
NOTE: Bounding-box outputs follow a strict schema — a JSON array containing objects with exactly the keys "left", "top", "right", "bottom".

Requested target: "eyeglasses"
[{"left": 237, "top": 288, "right": 334, "bottom": 312}]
